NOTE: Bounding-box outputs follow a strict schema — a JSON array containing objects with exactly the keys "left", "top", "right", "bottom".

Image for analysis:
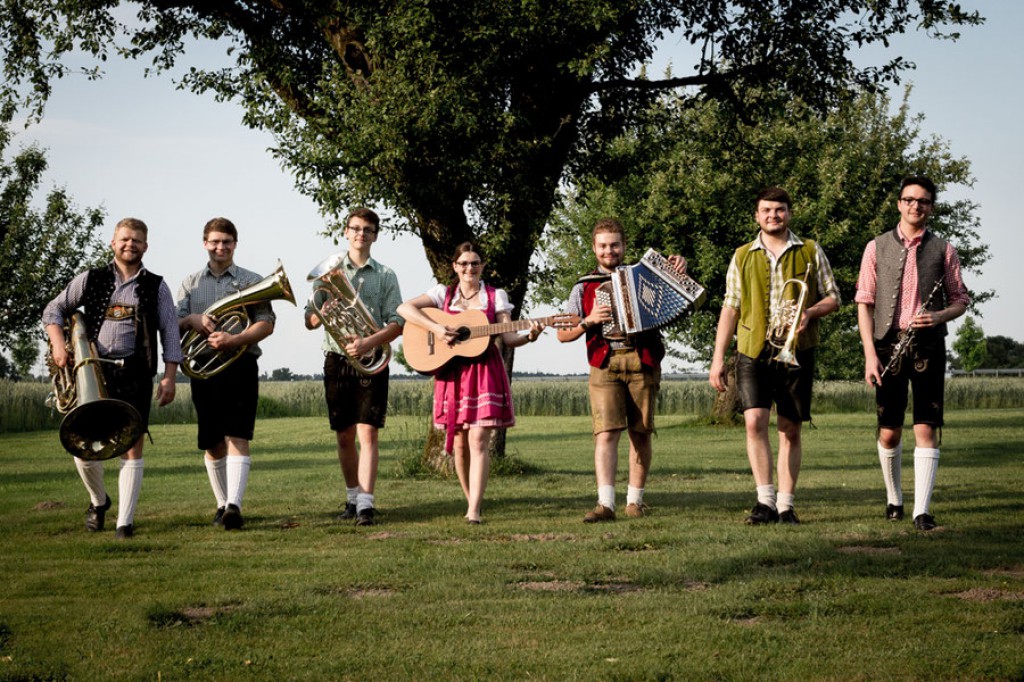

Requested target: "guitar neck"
[{"left": 465, "top": 316, "right": 554, "bottom": 338}]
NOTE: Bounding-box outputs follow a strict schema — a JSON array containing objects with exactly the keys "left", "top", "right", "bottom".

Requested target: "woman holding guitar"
[{"left": 398, "top": 242, "right": 544, "bottom": 524}]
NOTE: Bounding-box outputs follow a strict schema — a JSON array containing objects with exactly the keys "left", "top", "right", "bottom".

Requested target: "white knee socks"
[
  {"left": 878, "top": 441, "right": 903, "bottom": 506},
  {"left": 205, "top": 457, "right": 228, "bottom": 508},
  {"left": 74, "top": 457, "right": 107, "bottom": 506},
  {"left": 226, "top": 455, "right": 251, "bottom": 509},
  {"left": 913, "top": 447, "right": 940, "bottom": 518},
  {"left": 116, "top": 459, "right": 144, "bottom": 528}
]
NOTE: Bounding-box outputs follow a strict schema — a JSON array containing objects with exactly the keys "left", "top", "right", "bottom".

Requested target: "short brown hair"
[
  {"left": 115, "top": 217, "right": 148, "bottom": 237},
  {"left": 755, "top": 187, "right": 791, "bottom": 209},
  {"left": 450, "top": 241, "right": 485, "bottom": 263},
  {"left": 592, "top": 217, "right": 625, "bottom": 243},
  {"left": 203, "top": 217, "right": 238, "bottom": 240},
  {"left": 346, "top": 207, "right": 380, "bottom": 232}
]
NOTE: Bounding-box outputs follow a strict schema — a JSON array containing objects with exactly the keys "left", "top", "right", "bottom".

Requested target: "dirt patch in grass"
[
  {"left": 348, "top": 587, "right": 397, "bottom": 599},
  {"left": 506, "top": 533, "right": 579, "bottom": 543},
  {"left": 983, "top": 567, "right": 1024, "bottom": 579},
  {"left": 516, "top": 580, "right": 586, "bottom": 592},
  {"left": 953, "top": 588, "right": 1024, "bottom": 602},
  {"left": 34, "top": 501, "right": 66, "bottom": 510},
  {"left": 149, "top": 604, "right": 239, "bottom": 628},
  {"left": 364, "top": 531, "right": 404, "bottom": 540},
  {"left": 836, "top": 545, "right": 901, "bottom": 555}
]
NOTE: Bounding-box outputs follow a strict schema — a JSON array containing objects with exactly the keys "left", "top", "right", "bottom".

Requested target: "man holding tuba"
[
  {"left": 305, "top": 207, "right": 403, "bottom": 527},
  {"left": 42, "top": 217, "right": 182, "bottom": 539},
  {"left": 710, "top": 188, "right": 840, "bottom": 525},
  {"left": 177, "top": 217, "right": 278, "bottom": 531}
]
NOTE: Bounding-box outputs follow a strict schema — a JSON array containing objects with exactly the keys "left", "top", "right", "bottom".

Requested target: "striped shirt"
[
  {"left": 854, "top": 226, "right": 969, "bottom": 331},
  {"left": 42, "top": 263, "right": 183, "bottom": 363},
  {"left": 722, "top": 231, "right": 841, "bottom": 312},
  {"left": 176, "top": 263, "right": 276, "bottom": 357},
  {"left": 305, "top": 253, "right": 403, "bottom": 354}
]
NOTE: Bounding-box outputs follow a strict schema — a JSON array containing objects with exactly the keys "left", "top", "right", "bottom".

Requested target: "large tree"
[
  {"left": 0, "top": 124, "right": 106, "bottom": 378},
  {"left": 534, "top": 87, "right": 989, "bottom": 380},
  {"left": 1, "top": 1, "right": 982, "bottom": 318}
]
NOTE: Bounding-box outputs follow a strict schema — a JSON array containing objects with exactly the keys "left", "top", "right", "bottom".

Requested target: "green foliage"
[
  {"left": 0, "top": 1, "right": 982, "bottom": 315},
  {"left": 0, "top": 410, "right": 1022, "bottom": 679},
  {"left": 952, "top": 315, "right": 987, "bottom": 371},
  {"left": 984, "top": 335, "right": 1024, "bottom": 369},
  {"left": 535, "top": 88, "right": 988, "bottom": 379},
  {"left": 0, "top": 124, "right": 106, "bottom": 370}
]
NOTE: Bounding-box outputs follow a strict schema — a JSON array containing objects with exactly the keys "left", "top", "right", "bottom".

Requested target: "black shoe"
[
  {"left": 339, "top": 502, "right": 357, "bottom": 521},
  {"left": 85, "top": 495, "right": 112, "bottom": 532},
  {"left": 213, "top": 507, "right": 226, "bottom": 527},
  {"left": 779, "top": 509, "right": 800, "bottom": 525},
  {"left": 913, "top": 513, "right": 937, "bottom": 531},
  {"left": 355, "top": 507, "right": 376, "bottom": 527},
  {"left": 886, "top": 504, "right": 905, "bottom": 522},
  {"left": 745, "top": 503, "right": 780, "bottom": 525},
  {"left": 222, "top": 504, "right": 244, "bottom": 530},
  {"left": 115, "top": 524, "right": 134, "bottom": 539}
]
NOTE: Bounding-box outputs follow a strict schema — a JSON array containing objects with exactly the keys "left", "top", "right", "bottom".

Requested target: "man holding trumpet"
[{"left": 710, "top": 187, "right": 839, "bottom": 525}]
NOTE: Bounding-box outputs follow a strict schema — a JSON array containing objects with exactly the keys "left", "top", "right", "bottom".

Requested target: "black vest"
[
  {"left": 82, "top": 265, "right": 163, "bottom": 376},
  {"left": 871, "top": 228, "right": 948, "bottom": 341}
]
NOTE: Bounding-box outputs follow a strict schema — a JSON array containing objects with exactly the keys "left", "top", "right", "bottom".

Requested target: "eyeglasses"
[
  {"left": 454, "top": 260, "right": 482, "bottom": 269},
  {"left": 346, "top": 226, "right": 377, "bottom": 235},
  {"left": 899, "top": 197, "right": 934, "bottom": 207}
]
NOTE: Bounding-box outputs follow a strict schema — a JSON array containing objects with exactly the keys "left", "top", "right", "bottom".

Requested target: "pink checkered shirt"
[{"left": 855, "top": 226, "right": 970, "bottom": 331}]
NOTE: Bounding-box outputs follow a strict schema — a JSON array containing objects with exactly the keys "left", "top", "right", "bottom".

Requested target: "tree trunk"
[{"left": 709, "top": 355, "right": 741, "bottom": 424}]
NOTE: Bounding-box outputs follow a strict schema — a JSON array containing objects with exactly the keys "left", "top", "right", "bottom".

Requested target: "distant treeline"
[{"left": 4, "top": 377, "right": 1024, "bottom": 435}]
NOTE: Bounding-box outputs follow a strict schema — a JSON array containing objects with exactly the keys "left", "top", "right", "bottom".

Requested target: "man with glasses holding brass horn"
[
  {"left": 856, "top": 176, "right": 969, "bottom": 532},
  {"left": 43, "top": 217, "right": 182, "bottom": 539},
  {"left": 305, "top": 207, "right": 403, "bottom": 527},
  {"left": 710, "top": 187, "right": 839, "bottom": 526},
  {"left": 177, "top": 217, "right": 281, "bottom": 531}
]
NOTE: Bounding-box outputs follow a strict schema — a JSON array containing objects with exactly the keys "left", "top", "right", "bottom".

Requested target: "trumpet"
[
  {"left": 766, "top": 275, "right": 809, "bottom": 366},
  {"left": 180, "top": 261, "right": 296, "bottom": 379},
  {"left": 46, "top": 312, "right": 143, "bottom": 460},
  {"left": 306, "top": 253, "right": 391, "bottom": 375}
]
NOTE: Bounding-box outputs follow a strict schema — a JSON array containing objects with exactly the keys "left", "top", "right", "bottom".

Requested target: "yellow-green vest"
[{"left": 735, "top": 238, "right": 821, "bottom": 359}]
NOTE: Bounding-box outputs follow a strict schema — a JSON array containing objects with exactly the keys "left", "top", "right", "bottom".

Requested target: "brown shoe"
[
  {"left": 624, "top": 503, "right": 647, "bottom": 518},
  {"left": 583, "top": 504, "right": 615, "bottom": 523}
]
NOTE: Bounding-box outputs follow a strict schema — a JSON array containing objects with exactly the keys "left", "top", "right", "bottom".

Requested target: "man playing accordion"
[{"left": 557, "top": 218, "right": 687, "bottom": 523}]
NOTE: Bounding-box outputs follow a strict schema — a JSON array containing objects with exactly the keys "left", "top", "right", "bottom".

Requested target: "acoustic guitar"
[{"left": 403, "top": 308, "right": 580, "bottom": 374}]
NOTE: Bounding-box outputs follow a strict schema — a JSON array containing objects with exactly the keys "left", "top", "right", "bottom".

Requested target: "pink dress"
[{"left": 433, "top": 284, "right": 515, "bottom": 453}]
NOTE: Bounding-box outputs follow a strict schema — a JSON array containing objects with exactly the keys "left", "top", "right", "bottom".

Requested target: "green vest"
[{"left": 735, "top": 238, "right": 821, "bottom": 359}]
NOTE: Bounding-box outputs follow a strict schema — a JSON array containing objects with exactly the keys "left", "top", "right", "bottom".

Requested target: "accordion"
[{"left": 595, "top": 249, "right": 706, "bottom": 339}]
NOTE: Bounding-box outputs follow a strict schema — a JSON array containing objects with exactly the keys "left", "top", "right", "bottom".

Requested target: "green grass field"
[{"left": 1, "top": 409, "right": 1022, "bottom": 680}]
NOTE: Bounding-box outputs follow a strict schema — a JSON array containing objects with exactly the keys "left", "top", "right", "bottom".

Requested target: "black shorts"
[
  {"left": 324, "top": 352, "right": 390, "bottom": 431},
  {"left": 735, "top": 348, "right": 815, "bottom": 423},
  {"left": 874, "top": 332, "right": 946, "bottom": 429},
  {"left": 100, "top": 356, "right": 155, "bottom": 427},
  {"left": 189, "top": 352, "right": 259, "bottom": 450}
]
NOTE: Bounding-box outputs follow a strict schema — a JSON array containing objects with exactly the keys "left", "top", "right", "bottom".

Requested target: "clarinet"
[{"left": 879, "top": 277, "right": 945, "bottom": 379}]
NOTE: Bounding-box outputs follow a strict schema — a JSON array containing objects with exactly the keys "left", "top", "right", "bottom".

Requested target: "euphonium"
[
  {"left": 306, "top": 253, "right": 391, "bottom": 375},
  {"left": 46, "top": 312, "right": 143, "bottom": 460},
  {"left": 766, "top": 275, "right": 809, "bottom": 367},
  {"left": 180, "top": 261, "right": 296, "bottom": 379}
]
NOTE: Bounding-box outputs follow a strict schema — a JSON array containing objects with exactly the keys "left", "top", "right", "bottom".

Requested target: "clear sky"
[{"left": 14, "top": 0, "right": 1021, "bottom": 377}]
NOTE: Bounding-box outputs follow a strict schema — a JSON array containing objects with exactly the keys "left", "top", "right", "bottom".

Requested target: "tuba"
[
  {"left": 46, "top": 312, "right": 143, "bottom": 460},
  {"left": 766, "top": 275, "right": 809, "bottom": 367},
  {"left": 306, "top": 253, "right": 391, "bottom": 375},
  {"left": 180, "top": 261, "right": 296, "bottom": 379}
]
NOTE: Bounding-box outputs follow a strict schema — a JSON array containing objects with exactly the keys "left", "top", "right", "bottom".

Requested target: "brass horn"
[
  {"left": 46, "top": 312, "right": 143, "bottom": 460},
  {"left": 766, "top": 274, "right": 809, "bottom": 367},
  {"left": 306, "top": 253, "right": 391, "bottom": 375},
  {"left": 180, "top": 261, "right": 296, "bottom": 379}
]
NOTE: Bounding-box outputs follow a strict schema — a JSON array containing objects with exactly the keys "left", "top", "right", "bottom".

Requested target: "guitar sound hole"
[{"left": 454, "top": 326, "right": 471, "bottom": 343}]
